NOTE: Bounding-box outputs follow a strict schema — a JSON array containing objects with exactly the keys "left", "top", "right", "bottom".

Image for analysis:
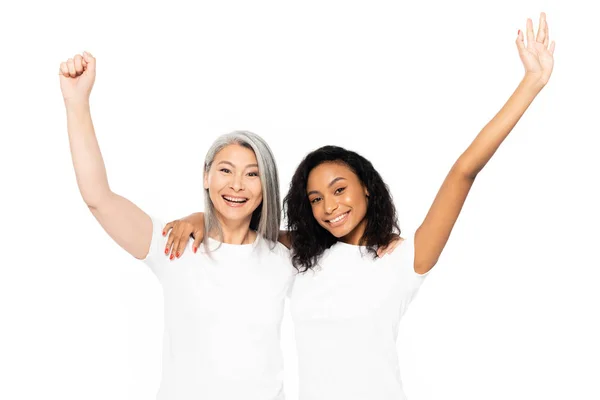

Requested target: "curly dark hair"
[{"left": 283, "top": 145, "right": 401, "bottom": 273}]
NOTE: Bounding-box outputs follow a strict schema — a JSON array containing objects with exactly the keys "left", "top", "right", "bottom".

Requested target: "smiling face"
[
  {"left": 306, "top": 161, "right": 369, "bottom": 245},
  {"left": 204, "top": 144, "right": 263, "bottom": 227}
]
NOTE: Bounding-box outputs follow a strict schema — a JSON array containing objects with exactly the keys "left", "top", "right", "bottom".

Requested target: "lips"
[
  {"left": 222, "top": 195, "right": 248, "bottom": 206},
  {"left": 326, "top": 211, "right": 350, "bottom": 227}
]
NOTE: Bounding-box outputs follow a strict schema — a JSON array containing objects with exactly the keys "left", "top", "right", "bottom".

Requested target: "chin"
[
  {"left": 324, "top": 225, "right": 353, "bottom": 239},
  {"left": 216, "top": 206, "right": 254, "bottom": 221}
]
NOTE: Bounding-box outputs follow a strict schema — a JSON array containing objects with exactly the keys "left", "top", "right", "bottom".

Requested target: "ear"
[
  {"left": 203, "top": 171, "right": 209, "bottom": 190},
  {"left": 364, "top": 186, "right": 370, "bottom": 198}
]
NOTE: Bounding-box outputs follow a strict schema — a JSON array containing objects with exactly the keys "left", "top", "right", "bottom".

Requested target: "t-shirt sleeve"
[
  {"left": 141, "top": 215, "right": 169, "bottom": 280},
  {"left": 396, "top": 234, "right": 431, "bottom": 309}
]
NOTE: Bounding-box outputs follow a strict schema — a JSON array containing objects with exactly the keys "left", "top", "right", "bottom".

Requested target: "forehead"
[
  {"left": 213, "top": 143, "right": 257, "bottom": 164},
  {"left": 307, "top": 162, "right": 360, "bottom": 188}
]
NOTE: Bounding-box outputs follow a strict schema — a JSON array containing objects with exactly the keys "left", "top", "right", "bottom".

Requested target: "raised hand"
[
  {"left": 516, "top": 12, "right": 555, "bottom": 87},
  {"left": 59, "top": 52, "right": 96, "bottom": 104}
]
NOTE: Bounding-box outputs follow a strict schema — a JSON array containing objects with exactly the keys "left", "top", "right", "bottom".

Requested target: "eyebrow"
[
  {"left": 307, "top": 177, "right": 347, "bottom": 196},
  {"left": 216, "top": 161, "right": 259, "bottom": 169}
]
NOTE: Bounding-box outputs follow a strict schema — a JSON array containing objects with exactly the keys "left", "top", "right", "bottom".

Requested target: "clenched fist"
[{"left": 59, "top": 51, "right": 96, "bottom": 104}]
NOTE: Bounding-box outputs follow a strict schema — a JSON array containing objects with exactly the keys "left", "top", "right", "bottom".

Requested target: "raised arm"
[
  {"left": 413, "top": 13, "right": 555, "bottom": 274},
  {"left": 61, "top": 52, "right": 152, "bottom": 259}
]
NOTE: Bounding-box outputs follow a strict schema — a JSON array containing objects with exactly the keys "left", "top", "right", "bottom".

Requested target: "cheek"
[
  {"left": 207, "top": 173, "right": 222, "bottom": 189},
  {"left": 310, "top": 203, "right": 326, "bottom": 226},
  {"left": 249, "top": 180, "right": 263, "bottom": 201},
  {"left": 346, "top": 191, "right": 368, "bottom": 214},
  {"left": 311, "top": 205, "right": 319, "bottom": 220}
]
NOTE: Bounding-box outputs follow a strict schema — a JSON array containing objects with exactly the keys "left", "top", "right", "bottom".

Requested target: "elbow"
[
  {"left": 453, "top": 160, "right": 479, "bottom": 181},
  {"left": 414, "top": 258, "right": 437, "bottom": 275},
  {"left": 82, "top": 194, "right": 101, "bottom": 210},
  {"left": 82, "top": 190, "right": 112, "bottom": 210}
]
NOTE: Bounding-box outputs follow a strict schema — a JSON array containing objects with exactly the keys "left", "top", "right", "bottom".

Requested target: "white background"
[{"left": 1, "top": 0, "right": 598, "bottom": 399}]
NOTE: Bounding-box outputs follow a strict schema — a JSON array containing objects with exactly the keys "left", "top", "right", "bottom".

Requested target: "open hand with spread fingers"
[{"left": 516, "top": 12, "right": 555, "bottom": 87}]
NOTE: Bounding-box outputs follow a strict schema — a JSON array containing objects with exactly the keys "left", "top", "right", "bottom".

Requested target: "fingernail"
[
  {"left": 518, "top": 30, "right": 521, "bottom": 35},
  {"left": 162, "top": 231, "right": 166, "bottom": 236},
  {"left": 164, "top": 247, "right": 169, "bottom": 255},
  {"left": 176, "top": 252, "right": 180, "bottom": 258},
  {"left": 193, "top": 247, "right": 197, "bottom": 253},
  {"left": 170, "top": 254, "right": 174, "bottom": 260}
]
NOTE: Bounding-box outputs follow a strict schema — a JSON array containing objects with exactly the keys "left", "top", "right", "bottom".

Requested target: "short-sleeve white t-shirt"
[
  {"left": 290, "top": 236, "right": 430, "bottom": 400},
  {"left": 143, "top": 217, "right": 295, "bottom": 400}
]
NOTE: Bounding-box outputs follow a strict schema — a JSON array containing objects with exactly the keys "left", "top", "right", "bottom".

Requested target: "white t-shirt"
[
  {"left": 143, "top": 217, "right": 295, "bottom": 400},
  {"left": 290, "top": 235, "right": 430, "bottom": 400}
]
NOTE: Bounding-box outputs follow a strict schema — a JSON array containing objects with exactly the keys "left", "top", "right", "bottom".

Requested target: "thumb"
[{"left": 82, "top": 51, "right": 96, "bottom": 72}]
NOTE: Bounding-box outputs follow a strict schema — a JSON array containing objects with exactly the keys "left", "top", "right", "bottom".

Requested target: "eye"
[
  {"left": 219, "top": 168, "right": 231, "bottom": 174},
  {"left": 310, "top": 197, "right": 322, "bottom": 204},
  {"left": 334, "top": 187, "right": 346, "bottom": 195},
  {"left": 247, "top": 171, "right": 259, "bottom": 177}
]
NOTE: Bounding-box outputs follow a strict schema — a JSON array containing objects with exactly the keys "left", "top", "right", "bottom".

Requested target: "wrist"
[
  {"left": 64, "top": 99, "right": 91, "bottom": 113},
  {"left": 521, "top": 73, "right": 547, "bottom": 92}
]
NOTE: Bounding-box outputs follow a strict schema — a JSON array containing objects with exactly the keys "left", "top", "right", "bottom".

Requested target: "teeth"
[
  {"left": 224, "top": 196, "right": 247, "bottom": 203},
  {"left": 329, "top": 212, "right": 348, "bottom": 223}
]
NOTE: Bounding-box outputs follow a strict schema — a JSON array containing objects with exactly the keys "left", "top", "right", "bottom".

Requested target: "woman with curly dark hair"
[
  {"left": 282, "top": 145, "right": 401, "bottom": 273},
  {"left": 163, "top": 13, "right": 554, "bottom": 400}
]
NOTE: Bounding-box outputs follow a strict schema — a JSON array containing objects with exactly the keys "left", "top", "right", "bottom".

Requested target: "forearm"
[
  {"left": 65, "top": 101, "right": 111, "bottom": 207},
  {"left": 457, "top": 75, "right": 543, "bottom": 179}
]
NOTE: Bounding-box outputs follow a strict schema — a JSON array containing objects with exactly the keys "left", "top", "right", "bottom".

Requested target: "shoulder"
[{"left": 378, "top": 235, "right": 412, "bottom": 264}]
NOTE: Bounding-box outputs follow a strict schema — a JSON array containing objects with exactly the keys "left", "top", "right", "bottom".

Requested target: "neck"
[
  {"left": 340, "top": 217, "right": 367, "bottom": 245},
  {"left": 210, "top": 215, "right": 256, "bottom": 245}
]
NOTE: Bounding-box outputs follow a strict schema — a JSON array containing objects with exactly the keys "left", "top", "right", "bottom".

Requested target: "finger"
[
  {"left": 549, "top": 41, "right": 555, "bottom": 55},
  {"left": 82, "top": 57, "right": 88, "bottom": 70},
  {"left": 176, "top": 234, "right": 188, "bottom": 258},
  {"left": 536, "top": 13, "right": 546, "bottom": 43},
  {"left": 172, "top": 223, "right": 191, "bottom": 259},
  {"left": 82, "top": 51, "right": 96, "bottom": 73},
  {"left": 386, "top": 239, "right": 402, "bottom": 255},
  {"left": 73, "top": 54, "right": 84, "bottom": 75},
  {"left": 515, "top": 29, "right": 526, "bottom": 52},
  {"left": 543, "top": 15, "right": 550, "bottom": 47},
  {"left": 377, "top": 239, "right": 396, "bottom": 257},
  {"left": 192, "top": 234, "right": 202, "bottom": 254},
  {"left": 67, "top": 58, "right": 76, "bottom": 78},
  {"left": 526, "top": 18, "right": 535, "bottom": 48},
  {"left": 165, "top": 227, "right": 177, "bottom": 257},
  {"left": 172, "top": 225, "right": 185, "bottom": 259},
  {"left": 163, "top": 222, "right": 174, "bottom": 237},
  {"left": 59, "top": 62, "right": 70, "bottom": 77},
  {"left": 177, "top": 223, "right": 199, "bottom": 257}
]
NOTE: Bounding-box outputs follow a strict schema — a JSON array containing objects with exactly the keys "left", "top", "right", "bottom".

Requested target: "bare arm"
[
  {"left": 61, "top": 52, "right": 152, "bottom": 260},
  {"left": 163, "top": 213, "right": 293, "bottom": 256},
  {"left": 413, "top": 13, "right": 555, "bottom": 274}
]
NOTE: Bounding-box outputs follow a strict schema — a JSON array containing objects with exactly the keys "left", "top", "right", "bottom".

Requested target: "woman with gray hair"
[{"left": 59, "top": 51, "right": 294, "bottom": 400}]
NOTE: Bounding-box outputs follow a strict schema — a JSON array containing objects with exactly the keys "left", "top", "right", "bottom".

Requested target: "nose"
[
  {"left": 324, "top": 195, "right": 338, "bottom": 215},
  {"left": 230, "top": 174, "right": 244, "bottom": 192}
]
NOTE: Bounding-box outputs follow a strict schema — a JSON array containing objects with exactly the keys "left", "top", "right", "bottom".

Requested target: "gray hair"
[{"left": 203, "top": 131, "right": 280, "bottom": 249}]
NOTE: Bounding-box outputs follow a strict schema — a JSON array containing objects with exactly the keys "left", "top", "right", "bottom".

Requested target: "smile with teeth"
[
  {"left": 222, "top": 195, "right": 248, "bottom": 205},
  {"left": 327, "top": 211, "right": 350, "bottom": 226}
]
